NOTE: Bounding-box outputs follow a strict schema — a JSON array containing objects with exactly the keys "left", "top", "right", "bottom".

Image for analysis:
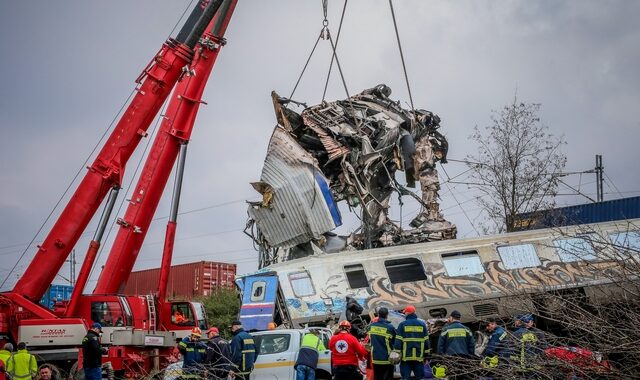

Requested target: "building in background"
[{"left": 123, "top": 261, "right": 236, "bottom": 300}]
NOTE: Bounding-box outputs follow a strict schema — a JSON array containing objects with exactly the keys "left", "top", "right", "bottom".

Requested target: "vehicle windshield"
[{"left": 193, "top": 302, "right": 207, "bottom": 330}]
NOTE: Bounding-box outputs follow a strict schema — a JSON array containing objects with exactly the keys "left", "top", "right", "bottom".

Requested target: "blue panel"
[
  {"left": 314, "top": 171, "right": 342, "bottom": 227},
  {"left": 239, "top": 275, "right": 279, "bottom": 331},
  {"left": 513, "top": 196, "right": 640, "bottom": 231},
  {"left": 40, "top": 284, "right": 74, "bottom": 309}
]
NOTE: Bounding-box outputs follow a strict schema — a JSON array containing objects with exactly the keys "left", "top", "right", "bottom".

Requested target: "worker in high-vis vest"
[
  {"left": 295, "top": 329, "right": 326, "bottom": 380},
  {"left": 6, "top": 342, "right": 37, "bottom": 380},
  {"left": 394, "top": 305, "right": 429, "bottom": 380},
  {"left": 229, "top": 320, "right": 257, "bottom": 380}
]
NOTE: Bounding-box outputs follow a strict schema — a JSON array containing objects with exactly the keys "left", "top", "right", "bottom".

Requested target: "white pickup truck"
[
  {"left": 252, "top": 328, "right": 333, "bottom": 380},
  {"left": 163, "top": 328, "right": 334, "bottom": 380}
]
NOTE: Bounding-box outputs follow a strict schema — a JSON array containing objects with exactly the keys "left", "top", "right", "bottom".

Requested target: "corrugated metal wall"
[
  {"left": 123, "top": 261, "right": 236, "bottom": 299},
  {"left": 513, "top": 196, "right": 640, "bottom": 231}
]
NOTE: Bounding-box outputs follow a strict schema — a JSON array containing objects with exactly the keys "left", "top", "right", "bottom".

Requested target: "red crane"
[
  {"left": 0, "top": 0, "right": 231, "bottom": 375},
  {"left": 94, "top": 0, "right": 237, "bottom": 297}
]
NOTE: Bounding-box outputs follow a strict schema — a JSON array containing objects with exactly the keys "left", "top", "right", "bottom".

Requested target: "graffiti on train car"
[
  {"left": 282, "top": 259, "right": 621, "bottom": 319},
  {"left": 365, "top": 260, "right": 621, "bottom": 309}
]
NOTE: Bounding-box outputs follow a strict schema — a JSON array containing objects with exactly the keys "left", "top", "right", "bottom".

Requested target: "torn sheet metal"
[
  {"left": 248, "top": 85, "right": 456, "bottom": 264},
  {"left": 248, "top": 127, "right": 342, "bottom": 249}
]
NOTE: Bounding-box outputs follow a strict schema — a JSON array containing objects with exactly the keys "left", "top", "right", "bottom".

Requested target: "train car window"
[
  {"left": 553, "top": 238, "right": 597, "bottom": 262},
  {"left": 289, "top": 271, "right": 316, "bottom": 297},
  {"left": 250, "top": 281, "right": 266, "bottom": 302},
  {"left": 497, "top": 244, "right": 541, "bottom": 269},
  {"left": 609, "top": 231, "right": 640, "bottom": 254},
  {"left": 384, "top": 258, "right": 427, "bottom": 283},
  {"left": 442, "top": 251, "right": 485, "bottom": 276},
  {"left": 344, "top": 264, "right": 369, "bottom": 288}
]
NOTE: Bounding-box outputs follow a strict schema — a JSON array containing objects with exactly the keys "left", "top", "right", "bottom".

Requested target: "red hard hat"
[
  {"left": 206, "top": 327, "right": 219, "bottom": 335},
  {"left": 403, "top": 305, "right": 416, "bottom": 314},
  {"left": 191, "top": 327, "right": 202, "bottom": 337},
  {"left": 339, "top": 320, "right": 351, "bottom": 329}
]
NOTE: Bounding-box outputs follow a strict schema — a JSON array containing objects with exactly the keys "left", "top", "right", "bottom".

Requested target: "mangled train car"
[
  {"left": 236, "top": 218, "right": 640, "bottom": 331},
  {"left": 245, "top": 85, "right": 456, "bottom": 266}
]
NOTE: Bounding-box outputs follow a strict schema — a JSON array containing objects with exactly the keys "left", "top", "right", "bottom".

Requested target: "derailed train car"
[{"left": 236, "top": 218, "right": 640, "bottom": 331}]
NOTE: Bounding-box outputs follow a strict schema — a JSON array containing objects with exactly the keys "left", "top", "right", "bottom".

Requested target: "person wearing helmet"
[
  {"left": 329, "top": 320, "right": 368, "bottom": 380},
  {"left": 510, "top": 314, "right": 546, "bottom": 374},
  {"left": 204, "top": 327, "right": 231, "bottom": 379},
  {"left": 229, "top": 321, "right": 257, "bottom": 380},
  {"left": 178, "top": 327, "right": 207, "bottom": 375},
  {"left": 394, "top": 305, "right": 429, "bottom": 380}
]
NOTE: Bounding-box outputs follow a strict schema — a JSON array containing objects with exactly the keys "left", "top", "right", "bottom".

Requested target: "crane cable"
[{"left": 388, "top": 0, "right": 415, "bottom": 112}]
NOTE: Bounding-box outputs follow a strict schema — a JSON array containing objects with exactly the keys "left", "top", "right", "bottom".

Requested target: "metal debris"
[{"left": 246, "top": 85, "right": 456, "bottom": 265}]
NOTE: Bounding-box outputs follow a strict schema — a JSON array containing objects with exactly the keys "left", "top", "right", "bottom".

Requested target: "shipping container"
[
  {"left": 513, "top": 196, "right": 640, "bottom": 231},
  {"left": 123, "top": 261, "right": 237, "bottom": 300},
  {"left": 40, "top": 284, "right": 74, "bottom": 309}
]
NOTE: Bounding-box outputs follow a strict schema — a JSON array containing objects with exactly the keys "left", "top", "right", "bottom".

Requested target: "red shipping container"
[{"left": 123, "top": 261, "right": 237, "bottom": 300}]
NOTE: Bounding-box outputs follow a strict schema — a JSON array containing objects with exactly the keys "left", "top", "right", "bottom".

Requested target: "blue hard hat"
[{"left": 91, "top": 322, "right": 103, "bottom": 331}]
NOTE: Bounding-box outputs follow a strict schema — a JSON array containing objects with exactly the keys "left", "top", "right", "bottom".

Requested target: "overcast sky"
[{"left": 1, "top": 0, "right": 639, "bottom": 292}]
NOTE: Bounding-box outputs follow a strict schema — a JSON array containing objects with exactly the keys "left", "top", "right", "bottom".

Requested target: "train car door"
[{"left": 239, "top": 275, "right": 279, "bottom": 331}]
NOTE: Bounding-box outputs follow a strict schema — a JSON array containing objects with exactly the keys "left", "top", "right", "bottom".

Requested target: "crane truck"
[{"left": 0, "top": 0, "right": 236, "bottom": 377}]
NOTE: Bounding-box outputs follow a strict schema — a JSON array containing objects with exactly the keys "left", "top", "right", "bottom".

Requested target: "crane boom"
[
  {"left": 12, "top": 0, "right": 223, "bottom": 302},
  {"left": 94, "top": 0, "right": 237, "bottom": 295}
]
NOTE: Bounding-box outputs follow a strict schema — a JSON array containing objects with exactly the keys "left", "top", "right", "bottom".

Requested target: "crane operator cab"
[
  {"left": 79, "top": 295, "right": 208, "bottom": 343},
  {"left": 165, "top": 301, "right": 208, "bottom": 338}
]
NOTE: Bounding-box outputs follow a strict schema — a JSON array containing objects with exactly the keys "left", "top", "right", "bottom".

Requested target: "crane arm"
[
  {"left": 94, "top": 0, "right": 237, "bottom": 295},
  {"left": 12, "top": 0, "right": 223, "bottom": 302}
]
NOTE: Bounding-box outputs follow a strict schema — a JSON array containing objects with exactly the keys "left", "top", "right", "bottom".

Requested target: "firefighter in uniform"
[
  {"left": 437, "top": 311, "right": 476, "bottom": 379},
  {"left": 178, "top": 327, "right": 207, "bottom": 377},
  {"left": 394, "top": 305, "right": 429, "bottom": 380},
  {"left": 329, "top": 320, "right": 368, "bottom": 380},
  {"left": 482, "top": 317, "right": 510, "bottom": 370},
  {"left": 229, "top": 321, "right": 257, "bottom": 380},
  {"left": 511, "top": 314, "right": 546, "bottom": 377},
  {"left": 367, "top": 307, "right": 396, "bottom": 380}
]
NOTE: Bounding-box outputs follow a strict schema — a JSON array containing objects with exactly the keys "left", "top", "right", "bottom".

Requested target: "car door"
[{"left": 251, "top": 332, "right": 296, "bottom": 379}]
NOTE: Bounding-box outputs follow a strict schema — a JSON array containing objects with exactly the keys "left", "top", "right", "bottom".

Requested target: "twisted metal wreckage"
[{"left": 246, "top": 85, "right": 456, "bottom": 267}]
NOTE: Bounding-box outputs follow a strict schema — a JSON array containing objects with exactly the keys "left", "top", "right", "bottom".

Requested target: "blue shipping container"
[
  {"left": 513, "top": 196, "right": 640, "bottom": 231},
  {"left": 40, "top": 284, "right": 74, "bottom": 309}
]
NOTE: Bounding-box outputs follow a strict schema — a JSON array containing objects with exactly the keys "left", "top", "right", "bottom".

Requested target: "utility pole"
[
  {"left": 595, "top": 155, "right": 604, "bottom": 202},
  {"left": 65, "top": 249, "right": 76, "bottom": 286}
]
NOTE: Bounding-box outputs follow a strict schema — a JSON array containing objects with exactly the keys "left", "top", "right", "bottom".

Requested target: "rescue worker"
[
  {"left": 229, "top": 321, "right": 257, "bottom": 380},
  {"left": 0, "top": 343, "right": 11, "bottom": 380},
  {"left": 437, "top": 310, "right": 475, "bottom": 356},
  {"left": 178, "top": 327, "right": 207, "bottom": 377},
  {"left": 0, "top": 343, "right": 13, "bottom": 372},
  {"left": 82, "top": 323, "right": 106, "bottom": 380},
  {"left": 482, "top": 317, "right": 510, "bottom": 369},
  {"left": 204, "top": 327, "right": 232, "bottom": 379},
  {"left": 329, "top": 320, "right": 368, "bottom": 380},
  {"left": 511, "top": 314, "right": 547, "bottom": 376},
  {"left": 394, "top": 305, "right": 429, "bottom": 380},
  {"left": 7, "top": 342, "right": 37, "bottom": 380},
  {"left": 294, "top": 329, "right": 326, "bottom": 380},
  {"left": 367, "top": 307, "right": 396, "bottom": 380}
]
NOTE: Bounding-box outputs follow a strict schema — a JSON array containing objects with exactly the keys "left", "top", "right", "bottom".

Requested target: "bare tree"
[{"left": 467, "top": 97, "right": 567, "bottom": 232}]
